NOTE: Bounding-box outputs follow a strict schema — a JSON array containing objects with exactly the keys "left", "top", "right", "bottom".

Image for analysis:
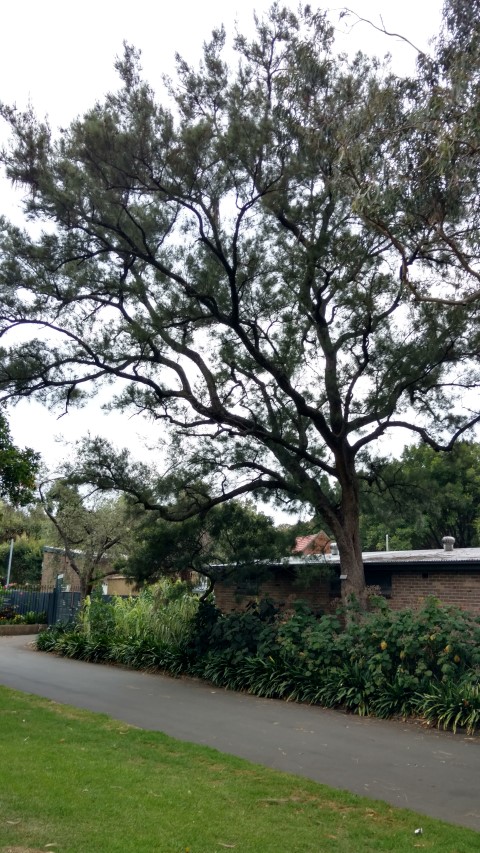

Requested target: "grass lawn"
[{"left": 0, "top": 686, "right": 478, "bottom": 853}]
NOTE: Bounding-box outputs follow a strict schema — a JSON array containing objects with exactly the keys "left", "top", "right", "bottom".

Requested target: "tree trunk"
[
  {"left": 336, "top": 523, "right": 367, "bottom": 614},
  {"left": 329, "top": 453, "right": 367, "bottom": 616},
  {"left": 83, "top": 578, "right": 94, "bottom": 599}
]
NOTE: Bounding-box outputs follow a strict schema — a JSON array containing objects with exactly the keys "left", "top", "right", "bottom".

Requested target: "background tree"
[
  {"left": 1, "top": 1, "right": 480, "bottom": 607},
  {"left": 0, "top": 538, "right": 43, "bottom": 586},
  {"left": 360, "top": 441, "right": 480, "bottom": 551},
  {"left": 124, "top": 499, "right": 288, "bottom": 598},
  {"left": 0, "top": 500, "right": 49, "bottom": 585},
  {"left": 39, "top": 481, "right": 130, "bottom": 598},
  {"left": 0, "top": 499, "right": 47, "bottom": 543},
  {"left": 0, "top": 411, "right": 39, "bottom": 506}
]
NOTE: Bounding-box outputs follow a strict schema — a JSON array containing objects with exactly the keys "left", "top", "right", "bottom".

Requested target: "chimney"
[{"left": 442, "top": 536, "right": 455, "bottom": 552}]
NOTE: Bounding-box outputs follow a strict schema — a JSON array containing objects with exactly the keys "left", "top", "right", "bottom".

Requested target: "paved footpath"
[{"left": 1, "top": 634, "right": 479, "bottom": 831}]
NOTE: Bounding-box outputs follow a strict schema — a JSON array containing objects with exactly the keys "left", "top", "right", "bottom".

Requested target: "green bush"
[
  {"left": 25, "top": 610, "right": 47, "bottom": 624},
  {"left": 40, "top": 579, "right": 201, "bottom": 673},
  {"left": 37, "top": 623, "right": 78, "bottom": 652},
  {"left": 0, "top": 608, "right": 47, "bottom": 625},
  {"left": 205, "top": 604, "right": 278, "bottom": 664},
  {"left": 0, "top": 539, "right": 43, "bottom": 585},
  {"left": 276, "top": 606, "right": 342, "bottom": 671},
  {"left": 186, "top": 598, "right": 222, "bottom": 659},
  {"left": 106, "top": 581, "right": 199, "bottom": 651}
]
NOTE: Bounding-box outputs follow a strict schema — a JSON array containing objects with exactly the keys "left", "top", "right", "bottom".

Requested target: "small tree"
[
  {"left": 39, "top": 480, "right": 128, "bottom": 598},
  {"left": 125, "top": 499, "right": 288, "bottom": 598}
]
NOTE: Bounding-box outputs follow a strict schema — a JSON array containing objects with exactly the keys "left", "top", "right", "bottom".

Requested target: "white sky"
[{"left": 0, "top": 0, "right": 444, "bottom": 479}]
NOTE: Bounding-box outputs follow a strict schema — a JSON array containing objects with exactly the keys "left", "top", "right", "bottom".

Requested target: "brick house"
[
  {"left": 41, "top": 546, "right": 136, "bottom": 596},
  {"left": 213, "top": 539, "right": 480, "bottom": 615}
]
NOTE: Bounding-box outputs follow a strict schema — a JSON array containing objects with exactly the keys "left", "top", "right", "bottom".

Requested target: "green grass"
[{"left": 0, "top": 686, "right": 477, "bottom": 853}]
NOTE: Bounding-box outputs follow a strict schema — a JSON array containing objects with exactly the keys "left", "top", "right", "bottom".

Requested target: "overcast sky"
[
  {"left": 1, "top": 0, "right": 442, "bottom": 126},
  {"left": 1, "top": 0, "right": 444, "bottom": 476}
]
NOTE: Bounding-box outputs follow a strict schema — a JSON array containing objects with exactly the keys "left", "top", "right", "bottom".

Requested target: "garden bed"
[{"left": 36, "top": 587, "right": 480, "bottom": 734}]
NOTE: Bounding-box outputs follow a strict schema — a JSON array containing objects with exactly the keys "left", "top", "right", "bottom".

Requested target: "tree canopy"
[
  {"left": 0, "top": 499, "right": 48, "bottom": 585},
  {"left": 1, "top": 0, "right": 479, "bottom": 605}
]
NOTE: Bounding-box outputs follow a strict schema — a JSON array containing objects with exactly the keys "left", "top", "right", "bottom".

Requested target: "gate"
[{"left": 48, "top": 576, "right": 82, "bottom": 625}]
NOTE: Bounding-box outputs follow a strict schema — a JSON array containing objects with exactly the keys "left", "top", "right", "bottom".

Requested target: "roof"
[
  {"left": 284, "top": 545, "right": 480, "bottom": 570},
  {"left": 292, "top": 531, "right": 331, "bottom": 555},
  {"left": 361, "top": 546, "right": 480, "bottom": 565},
  {"left": 205, "top": 545, "right": 480, "bottom": 577}
]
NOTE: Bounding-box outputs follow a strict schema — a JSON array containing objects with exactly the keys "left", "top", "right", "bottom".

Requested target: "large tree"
[
  {"left": 366, "top": 0, "right": 480, "bottom": 307},
  {"left": 0, "top": 2, "right": 479, "bottom": 606}
]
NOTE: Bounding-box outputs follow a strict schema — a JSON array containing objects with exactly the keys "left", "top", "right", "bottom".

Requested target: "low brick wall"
[{"left": 0, "top": 624, "right": 47, "bottom": 636}]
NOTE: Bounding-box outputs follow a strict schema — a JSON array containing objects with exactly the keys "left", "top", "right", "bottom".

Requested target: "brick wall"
[
  {"left": 391, "top": 570, "right": 480, "bottom": 614},
  {"left": 214, "top": 571, "right": 335, "bottom": 614},
  {"left": 106, "top": 576, "right": 136, "bottom": 596},
  {"left": 41, "top": 549, "right": 136, "bottom": 595},
  {"left": 215, "top": 567, "right": 480, "bottom": 616},
  {"left": 41, "top": 550, "right": 80, "bottom": 590}
]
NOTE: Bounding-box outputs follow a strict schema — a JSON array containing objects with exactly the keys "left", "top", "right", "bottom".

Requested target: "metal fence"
[
  {"left": 0, "top": 580, "right": 82, "bottom": 625},
  {"left": 0, "top": 581, "right": 130, "bottom": 626}
]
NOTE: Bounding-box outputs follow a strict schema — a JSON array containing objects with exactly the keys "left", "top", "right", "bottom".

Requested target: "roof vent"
[
  {"left": 442, "top": 536, "right": 455, "bottom": 552},
  {"left": 330, "top": 542, "right": 339, "bottom": 556}
]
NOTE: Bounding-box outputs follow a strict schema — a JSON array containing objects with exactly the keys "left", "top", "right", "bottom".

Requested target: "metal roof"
[
  {"left": 361, "top": 547, "right": 480, "bottom": 565},
  {"left": 206, "top": 546, "right": 480, "bottom": 575},
  {"left": 285, "top": 546, "right": 480, "bottom": 567},
  {"left": 284, "top": 548, "right": 480, "bottom": 566}
]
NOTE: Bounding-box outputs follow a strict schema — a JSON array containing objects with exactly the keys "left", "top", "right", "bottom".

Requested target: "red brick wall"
[
  {"left": 215, "top": 569, "right": 480, "bottom": 615},
  {"left": 214, "top": 573, "right": 334, "bottom": 614},
  {"left": 391, "top": 571, "right": 480, "bottom": 614}
]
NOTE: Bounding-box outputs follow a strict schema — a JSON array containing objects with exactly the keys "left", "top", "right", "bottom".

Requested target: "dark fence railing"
[
  {"left": 0, "top": 586, "right": 52, "bottom": 621},
  {"left": 1, "top": 582, "right": 82, "bottom": 625},
  {"left": 1, "top": 583, "right": 130, "bottom": 626},
  {"left": 53, "top": 587, "right": 82, "bottom": 625}
]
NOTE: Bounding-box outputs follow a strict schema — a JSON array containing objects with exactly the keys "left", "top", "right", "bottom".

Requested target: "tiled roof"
[{"left": 292, "top": 531, "right": 331, "bottom": 555}]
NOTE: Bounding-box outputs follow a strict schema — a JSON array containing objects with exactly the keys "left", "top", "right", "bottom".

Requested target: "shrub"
[
  {"left": 25, "top": 610, "right": 47, "bottom": 624},
  {"left": 200, "top": 600, "right": 279, "bottom": 665},
  {"left": 276, "top": 606, "right": 342, "bottom": 672},
  {"left": 186, "top": 598, "right": 221, "bottom": 659},
  {"left": 36, "top": 623, "right": 75, "bottom": 652},
  {"left": 418, "top": 677, "right": 480, "bottom": 734}
]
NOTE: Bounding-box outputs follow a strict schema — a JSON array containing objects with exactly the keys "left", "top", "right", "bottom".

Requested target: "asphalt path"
[{"left": 1, "top": 634, "right": 479, "bottom": 831}]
